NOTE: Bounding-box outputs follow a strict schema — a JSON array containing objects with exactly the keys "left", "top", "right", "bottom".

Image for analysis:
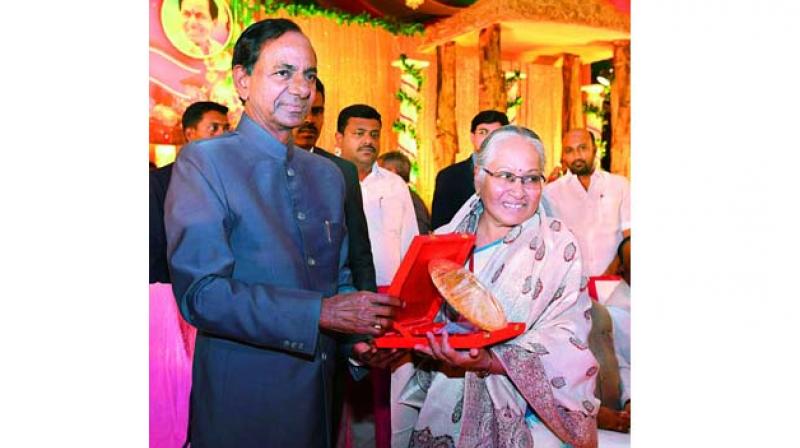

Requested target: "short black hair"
[
  {"left": 232, "top": 18, "right": 302, "bottom": 74},
  {"left": 470, "top": 110, "right": 509, "bottom": 133},
  {"left": 182, "top": 101, "right": 228, "bottom": 130},
  {"left": 377, "top": 151, "right": 411, "bottom": 182},
  {"left": 337, "top": 104, "right": 381, "bottom": 134},
  {"left": 316, "top": 78, "right": 325, "bottom": 99},
  {"left": 178, "top": 0, "right": 218, "bottom": 20}
]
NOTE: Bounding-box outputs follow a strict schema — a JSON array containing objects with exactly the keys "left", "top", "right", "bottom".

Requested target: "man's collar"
[
  {"left": 369, "top": 161, "right": 382, "bottom": 176},
  {"left": 236, "top": 114, "right": 294, "bottom": 162}
]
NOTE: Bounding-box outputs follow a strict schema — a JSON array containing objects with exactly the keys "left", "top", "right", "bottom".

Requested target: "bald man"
[{"left": 543, "top": 129, "right": 631, "bottom": 277}]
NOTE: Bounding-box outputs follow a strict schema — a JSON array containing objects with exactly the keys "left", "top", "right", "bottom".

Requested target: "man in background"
[
  {"left": 292, "top": 78, "right": 379, "bottom": 445},
  {"left": 544, "top": 128, "right": 631, "bottom": 277},
  {"left": 336, "top": 104, "right": 418, "bottom": 288},
  {"left": 292, "top": 78, "right": 377, "bottom": 292},
  {"left": 149, "top": 100, "right": 230, "bottom": 284},
  {"left": 336, "top": 104, "right": 418, "bottom": 448},
  {"left": 430, "top": 110, "right": 509, "bottom": 229},
  {"left": 377, "top": 151, "right": 431, "bottom": 234}
]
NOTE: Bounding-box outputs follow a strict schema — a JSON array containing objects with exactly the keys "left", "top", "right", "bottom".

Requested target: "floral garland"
[
  {"left": 505, "top": 70, "right": 525, "bottom": 123},
  {"left": 582, "top": 81, "right": 611, "bottom": 159},
  {"left": 391, "top": 54, "right": 426, "bottom": 183},
  {"left": 229, "top": 0, "right": 424, "bottom": 36}
]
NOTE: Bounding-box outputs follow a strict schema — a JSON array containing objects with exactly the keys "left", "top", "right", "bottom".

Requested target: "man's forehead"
[
  {"left": 563, "top": 130, "right": 591, "bottom": 144},
  {"left": 201, "top": 110, "right": 228, "bottom": 121},
  {"left": 259, "top": 32, "right": 317, "bottom": 65},
  {"left": 347, "top": 118, "right": 380, "bottom": 130},
  {"left": 182, "top": 0, "right": 210, "bottom": 13},
  {"left": 476, "top": 122, "right": 502, "bottom": 131}
]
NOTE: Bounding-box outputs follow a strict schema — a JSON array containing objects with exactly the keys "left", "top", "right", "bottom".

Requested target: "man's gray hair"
[{"left": 475, "top": 125, "right": 546, "bottom": 174}]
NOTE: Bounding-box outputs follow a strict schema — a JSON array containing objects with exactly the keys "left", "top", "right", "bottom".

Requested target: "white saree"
[{"left": 391, "top": 195, "right": 600, "bottom": 448}]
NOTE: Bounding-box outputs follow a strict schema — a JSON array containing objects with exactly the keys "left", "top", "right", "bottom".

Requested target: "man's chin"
[
  {"left": 570, "top": 164, "right": 591, "bottom": 175},
  {"left": 294, "top": 138, "right": 315, "bottom": 149}
]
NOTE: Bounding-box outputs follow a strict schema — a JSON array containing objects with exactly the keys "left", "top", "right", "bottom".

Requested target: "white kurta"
[
  {"left": 360, "top": 163, "right": 419, "bottom": 286},
  {"left": 544, "top": 170, "right": 630, "bottom": 277}
]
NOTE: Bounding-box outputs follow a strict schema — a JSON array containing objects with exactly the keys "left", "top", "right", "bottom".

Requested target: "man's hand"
[
  {"left": 320, "top": 291, "right": 402, "bottom": 336},
  {"left": 351, "top": 341, "right": 408, "bottom": 369}
]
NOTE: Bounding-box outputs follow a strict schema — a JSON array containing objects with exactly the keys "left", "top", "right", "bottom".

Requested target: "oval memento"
[{"left": 428, "top": 258, "right": 508, "bottom": 331}]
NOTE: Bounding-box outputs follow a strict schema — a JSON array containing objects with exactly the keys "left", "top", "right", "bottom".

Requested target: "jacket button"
[
  {"left": 307, "top": 257, "right": 316, "bottom": 266},
  {"left": 321, "top": 353, "right": 328, "bottom": 361},
  {"left": 297, "top": 211, "right": 306, "bottom": 220},
  {"left": 287, "top": 168, "right": 295, "bottom": 177}
]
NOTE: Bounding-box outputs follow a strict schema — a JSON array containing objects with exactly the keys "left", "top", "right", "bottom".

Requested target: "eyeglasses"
[{"left": 482, "top": 168, "right": 544, "bottom": 187}]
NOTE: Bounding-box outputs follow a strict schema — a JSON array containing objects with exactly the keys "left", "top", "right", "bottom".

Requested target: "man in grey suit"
[{"left": 165, "top": 18, "right": 401, "bottom": 447}]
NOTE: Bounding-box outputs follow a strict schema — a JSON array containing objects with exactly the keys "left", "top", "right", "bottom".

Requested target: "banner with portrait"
[{"left": 149, "top": 0, "right": 242, "bottom": 147}]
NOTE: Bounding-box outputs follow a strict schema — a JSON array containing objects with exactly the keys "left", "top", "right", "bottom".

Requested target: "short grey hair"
[{"left": 475, "top": 126, "right": 546, "bottom": 183}]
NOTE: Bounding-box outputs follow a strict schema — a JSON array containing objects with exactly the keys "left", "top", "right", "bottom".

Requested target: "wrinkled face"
[
  {"left": 562, "top": 130, "right": 595, "bottom": 176},
  {"left": 233, "top": 31, "right": 317, "bottom": 139},
  {"left": 292, "top": 92, "right": 324, "bottom": 149},
  {"left": 184, "top": 110, "right": 230, "bottom": 142},
  {"left": 336, "top": 117, "right": 381, "bottom": 169},
  {"left": 476, "top": 135, "right": 543, "bottom": 229},
  {"left": 470, "top": 121, "right": 504, "bottom": 152},
  {"left": 181, "top": 0, "right": 214, "bottom": 49}
]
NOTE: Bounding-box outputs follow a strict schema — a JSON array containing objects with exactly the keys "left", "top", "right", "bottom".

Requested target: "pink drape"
[{"left": 149, "top": 283, "right": 196, "bottom": 448}]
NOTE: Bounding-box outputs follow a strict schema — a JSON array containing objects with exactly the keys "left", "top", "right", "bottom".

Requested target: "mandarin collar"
[{"left": 236, "top": 113, "right": 295, "bottom": 162}]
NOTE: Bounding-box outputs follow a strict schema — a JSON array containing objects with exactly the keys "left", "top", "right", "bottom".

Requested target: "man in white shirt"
[
  {"left": 336, "top": 104, "right": 419, "bottom": 288},
  {"left": 335, "top": 104, "right": 418, "bottom": 448},
  {"left": 544, "top": 128, "right": 631, "bottom": 277}
]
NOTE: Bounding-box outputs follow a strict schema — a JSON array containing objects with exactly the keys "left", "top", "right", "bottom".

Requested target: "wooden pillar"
[
  {"left": 478, "top": 24, "right": 506, "bottom": 113},
  {"left": 611, "top": 40, "right": 631, "bottom": 179},
  {"left": 561, "top": 53, "right": 584, "bottom": 135},
  {"left": 435, "top": 42, "right": 459, "bottom": 171}
]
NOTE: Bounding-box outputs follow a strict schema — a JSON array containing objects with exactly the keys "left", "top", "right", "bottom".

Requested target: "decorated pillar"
[
  {"left": 478, "top": 24, "right": 506, "bottom": 113},
  {"left": 561, "top": 53, "right": 585, "bottom": 135},
  {"left": 611, "top": 40, "right": 631, "bottom": 178},
  {"left": 391, "top": 55, "right": 429, "bottom": 181},
  {"left": 434, "top": 42, "right": 459, "bottom": 171}
]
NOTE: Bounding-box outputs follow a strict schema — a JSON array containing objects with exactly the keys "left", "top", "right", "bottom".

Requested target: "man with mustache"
[
  {"left": 544, "top": 128, "right": 631, "bottom": 277},
  {"left": 164, "top": 20, "right": 402, "bottom": 447},
  {"left": 335, "top": 104, "right": 418, "bottom": 448}
]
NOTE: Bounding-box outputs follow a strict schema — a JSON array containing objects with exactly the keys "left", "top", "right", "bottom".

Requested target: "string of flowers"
[
  {"left": 505, "top": 70, "right": 525, "bottom": 123},
  {"left": 229, "top": 0, "right": 424, "bottom": 36},
  {"left": 391, "top": 54, "right": 426, "bottom": 183}
]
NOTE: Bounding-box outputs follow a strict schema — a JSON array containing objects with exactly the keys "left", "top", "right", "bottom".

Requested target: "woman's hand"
[{"left": 413, "top": 330, "right": 503, "bottom": 375}]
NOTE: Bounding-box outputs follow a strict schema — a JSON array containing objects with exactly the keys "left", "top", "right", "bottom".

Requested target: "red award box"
[{"left": 373, "top": 233, "right": 525, "bottom": 349}]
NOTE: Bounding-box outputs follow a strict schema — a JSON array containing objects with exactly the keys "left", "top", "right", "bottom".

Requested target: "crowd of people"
[{"left": 149, "top": 17, "right": 631, "bottom": 448}]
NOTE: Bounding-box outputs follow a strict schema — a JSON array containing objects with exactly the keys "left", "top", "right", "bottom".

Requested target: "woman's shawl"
[{"left": 391, "top": 195, "right": 599, "bottom": 448}]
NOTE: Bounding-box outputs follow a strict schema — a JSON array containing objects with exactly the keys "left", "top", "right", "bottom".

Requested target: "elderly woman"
[{"left": 391, "top": 126, "right": 599, "bottom": 448}]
